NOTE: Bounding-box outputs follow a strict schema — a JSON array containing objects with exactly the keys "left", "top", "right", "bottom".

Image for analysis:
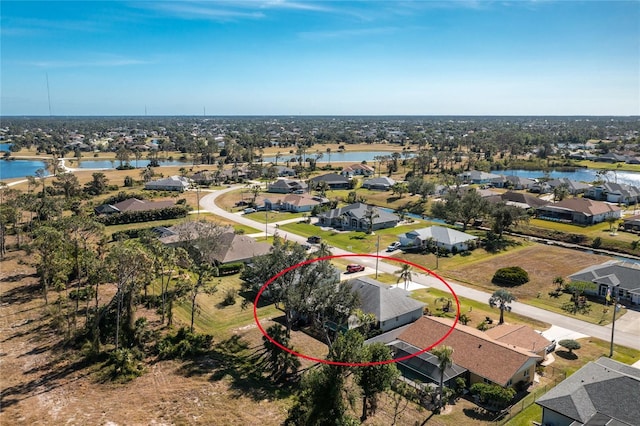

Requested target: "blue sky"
[{"left": 1, "top": 1, "right": 638, "bottom": 116}]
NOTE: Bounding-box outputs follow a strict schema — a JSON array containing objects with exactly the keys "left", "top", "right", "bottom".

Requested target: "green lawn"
[
  {"left": 161, "top": 274, "right": 280, "bottom": 339},
  {"left": 410, "top": 288, "right": 549, "bottom": 330},
  {"left": 245, "top": 210, "right": 307, "bottom": 223},
  {"left": 279, "top": 220, "right": 430, "bottom": 253}
]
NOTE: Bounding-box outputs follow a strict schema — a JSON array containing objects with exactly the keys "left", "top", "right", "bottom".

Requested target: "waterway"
[
  {"left": 0, "top": 158, "right": 192, "bottom": 180},
  {"left": 495, "top": 169, "right": 640, "bottom": 187},
  {"left": 262, "top": 150, "right": 410, "bottom": 164}
]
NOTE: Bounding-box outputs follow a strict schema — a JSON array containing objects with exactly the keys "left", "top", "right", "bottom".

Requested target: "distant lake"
[
  {"left": 262, "top": 150, "right": 411, "bottom": 164},
  {"left": 0, "top": 158, "right": 192, "bottom": 180},
  {"left": 0, "top": 144, "right": 11, "bottom": 152},
  {"left": 496, "top": 169, "right": 640, "bottom": 187},
  {"left": 0, "top": 159, "right": 50, "bottom": 180}
]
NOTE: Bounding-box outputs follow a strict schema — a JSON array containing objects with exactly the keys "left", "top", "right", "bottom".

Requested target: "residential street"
[{"left": 199, "top": 187, "right": 640, "bottom": 351}]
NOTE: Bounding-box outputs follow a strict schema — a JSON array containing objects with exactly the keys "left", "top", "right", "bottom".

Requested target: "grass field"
[{"left": 279, "top": 220, "right": 431, "bottom": 253}]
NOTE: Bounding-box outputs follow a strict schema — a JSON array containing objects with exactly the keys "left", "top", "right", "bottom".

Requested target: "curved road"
[{"left": 200, "top": 186, "right": 640, "bottom": 351}]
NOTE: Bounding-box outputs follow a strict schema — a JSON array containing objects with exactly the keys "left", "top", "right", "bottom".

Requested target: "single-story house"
[
  {"left": 341, "top": 163, "right": 375, "bottom": 178},
  {"left": 484, "top": 324, "right": 553, "bottom": 360},
  {"left": 362, "top": 176, "right": 396, "bottom": 190},
  {"left": 144, "top": 175, "right": 192, "bottom": 192},
  {"left": 94, "top": 198, "right": 175, "bottom": 215},
  {"left": 318, "top": 203, "right": 399, "bottom": 231},
  {"left": 590, "top": 182, "right": 640, "bottom": 205},
  {"left": 536, "top": 357, "right": 640, "bottom": 426},
  {"left": 158, "top": 222, "right": 272, "bottom": 264},
  {"left": 547, "top": 178, "right": 592, "bottom": 195},
  {"left": 269, "top": 165, "right": 296, "bottom": 177},
  {"left": 267, "top": 178, "right": 308, "bottom": 194},
  {"left": 346, "top": 277, "right": 425, "bottom": 332},
  {"left": 622, "top": 214, "right": 640, "bottom": 232},
  {"left": 398, "top": 226, "right": 478, "bottom": 252},
  {"left": 490, "top": 175, "right": 536, "bottom": 190},
  {"left": 594, "top": 153, "right": 628, "bottom": 163},
  {"left": 263, "top": 193, "right": 329, "bottom": 213},
  {"left": 535, "top": 198, "right": 621, "bottom": 225},
  {"left": 309, "top": 173, "right": 350, "bottom": 189},
  {"left": 394, "top": 316, "right": 541, "bottom": 388},
  {"left": 191, "top": 170, "right": 217, "bottom": 185},
  {"left": 485, "top": 191, "right": 550, "bottom": 210},
  {"left": 568, "top": 260, "right": 640, "bottom": 305},
  {"left": 458, "top": 170, "right": 503, "bottom": 185}
]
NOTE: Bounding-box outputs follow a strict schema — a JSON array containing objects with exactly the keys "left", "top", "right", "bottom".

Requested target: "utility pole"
[
  {"left": 609, "top": 288, "right": 618, "bottom": 357},
  {"left": 375, "top": 234, "right": 380, "bottom": 278}
]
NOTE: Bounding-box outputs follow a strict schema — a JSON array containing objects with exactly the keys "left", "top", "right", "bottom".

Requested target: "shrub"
[
  {"left": 592, "top": 237, "right": 602, "bottom": 248},
  {"left": 492, "top": 266, "right": 529, "bottom": 287},
  {"left": 221, "top": 288, "right": 237, "bottom": 306},
  {"left": 476, "top": 321, "right": 489, "bottom": 331},
  {"left": 470, "top": 383, "right": 516, "bottom": 408},
  {"left": 217, "top": 262, "right": 244, "bottom": 276},
  {"left": 105, "top": 348, "right": 144, "bottom": 381},
  {"left": 157, "top": 327, "right": 213, "bottom": 359}
]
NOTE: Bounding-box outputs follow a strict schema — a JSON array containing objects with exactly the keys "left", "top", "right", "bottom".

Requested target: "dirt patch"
[{"left": 444, "top": 245, "right": 607, "bottom": 300}]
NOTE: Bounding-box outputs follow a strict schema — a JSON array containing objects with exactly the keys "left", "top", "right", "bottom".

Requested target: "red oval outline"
[{"left": 253, "top": 253, "right": 460, "bottom": 367}]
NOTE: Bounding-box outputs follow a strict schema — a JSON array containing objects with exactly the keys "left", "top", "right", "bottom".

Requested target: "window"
[
  {"left": 524, "top": 369, "right": 530, "bottom": 377},
  {"left": 506, "top": 379, "right": 512, "bottom": 387},
  {"left": 483, "top": 378, "right": 491, "bottom": 384}
]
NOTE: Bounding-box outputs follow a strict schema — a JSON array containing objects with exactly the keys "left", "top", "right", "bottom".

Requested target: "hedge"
[{"left": 217, "top": 262, "right": 244, "bottom": 276}]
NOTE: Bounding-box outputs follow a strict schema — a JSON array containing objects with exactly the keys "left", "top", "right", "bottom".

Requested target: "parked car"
[
  {"left": 307, "top": 236, "right": 322, "bottom": 244},
  {"left": 346, "top": 264, "right": 365, "bottom": 273},
  {"left": 386, "top": 241, "right": 401, "bottom": 252},
  {"left": 243, "top": 208, "right": 257, "bottom": 214},
  {"left": 301, "top": 244, "right": 312, "bottom": 250}
]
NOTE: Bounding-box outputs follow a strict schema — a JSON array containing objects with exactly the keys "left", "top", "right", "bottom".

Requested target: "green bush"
[
  {"left": 157, "top": 327, "right": 213, "bottom": 359},
  {"left": 217, "top": 262, "right": 244, "bottom": 276},
  {"left": 105, "top": 348, "right": 144, "bottom": 381},
  {"left": 470, "top": 382, "right": 516, "bottom": 408},
  {"left": 592, "top": 237, "right": 602, "bottom": 248},
  {"left": 492, "top": 266, "right": 529, "bottom": 287}
]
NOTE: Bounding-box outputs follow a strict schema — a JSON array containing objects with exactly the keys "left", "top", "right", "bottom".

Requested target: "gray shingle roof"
[
  {"left": 346, "top": 277, "right": 425, "bottom": 322},
  {"left": 569, "top": 261, "right": 640, "bottom": 294},
  {"left": 319, "top": 203, "right": 399, "bottom": 224},
  {"left": 536, "top": 357, "right": 640, "bottom": 425},
  {"left": 400, "top": 226, "right": 478, "bottom": 246}
]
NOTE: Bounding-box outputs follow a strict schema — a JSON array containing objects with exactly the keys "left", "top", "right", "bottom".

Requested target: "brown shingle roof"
[
  {"left": 398, "top": 316, "right": 540, "bottom": 386},
  {"left": 550, "top": 198, "right": 621, "bottom": 216},
  {"left": 113, "top": 198, "right": 175, "bottom": 213},
  {"left": 485, "top": 324, "right": 551, "bottom": 355}
]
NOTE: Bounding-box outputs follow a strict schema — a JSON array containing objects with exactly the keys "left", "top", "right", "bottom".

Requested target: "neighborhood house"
[
  {"left": 391, "top": 316, "right": 541, "bottom": 389},
  {"left": 568, "top": 260, "right": 640, "bottom": 305},
  {"left": 94, "top": 197, "right": 175, "bottom": 215},
  {"left": 263, "top": 193, "right": 329, "bottom": 213},
  {"left": 318, "top": 203, "right": 399, "bottom": 231},
  {"left": 397, "top": 225, "right": 478, "bottom": 252},
  {"left": 536, "top": 357, "right": 640, "bottom": 426},
  {"left": 535, "top": 198, "right": 621, "bottom": 225},
  {"left": 345, "top": 277, "right": 425, "bottom": 332},
  {"left": 267, "top": 178, "right": 308, "bottom": 194},
  {"left": 144, "top": 175, "right": 192, "bottom": 192},
  {"left": 362, "top": 176, "right": 396, "bottom": 190}
]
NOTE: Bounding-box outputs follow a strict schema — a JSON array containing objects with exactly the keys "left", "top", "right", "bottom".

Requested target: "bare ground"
[
  {"left": 443, "top": 244, "right": 607, "bottom": 300},
  {"left": 0, "top": 251, "right": 449, "bottom": 426}
]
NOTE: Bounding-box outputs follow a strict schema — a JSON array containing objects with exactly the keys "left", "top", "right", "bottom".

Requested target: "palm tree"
[
  {"left": 489, "top": 289, "right": 516, "bottom": 325},
  {"left": 313, "top": 241, "right": 332, "bottom": 258},
  {"left": 274, "top": 151, "right": 282, "bottom": 166},
  {"left": 326, "top": 147, "right": 332, "bottom": 167},
  {"left": 432, "top": 345, "right": 454, "bottom": 410},
  {"left": 395, "top": 264, "right": 412, "bottom": 290}
]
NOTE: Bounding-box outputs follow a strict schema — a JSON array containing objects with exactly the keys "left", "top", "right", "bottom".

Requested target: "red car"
[{"left": 346, "top": 264, "right": 365, "bottom": 273}]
